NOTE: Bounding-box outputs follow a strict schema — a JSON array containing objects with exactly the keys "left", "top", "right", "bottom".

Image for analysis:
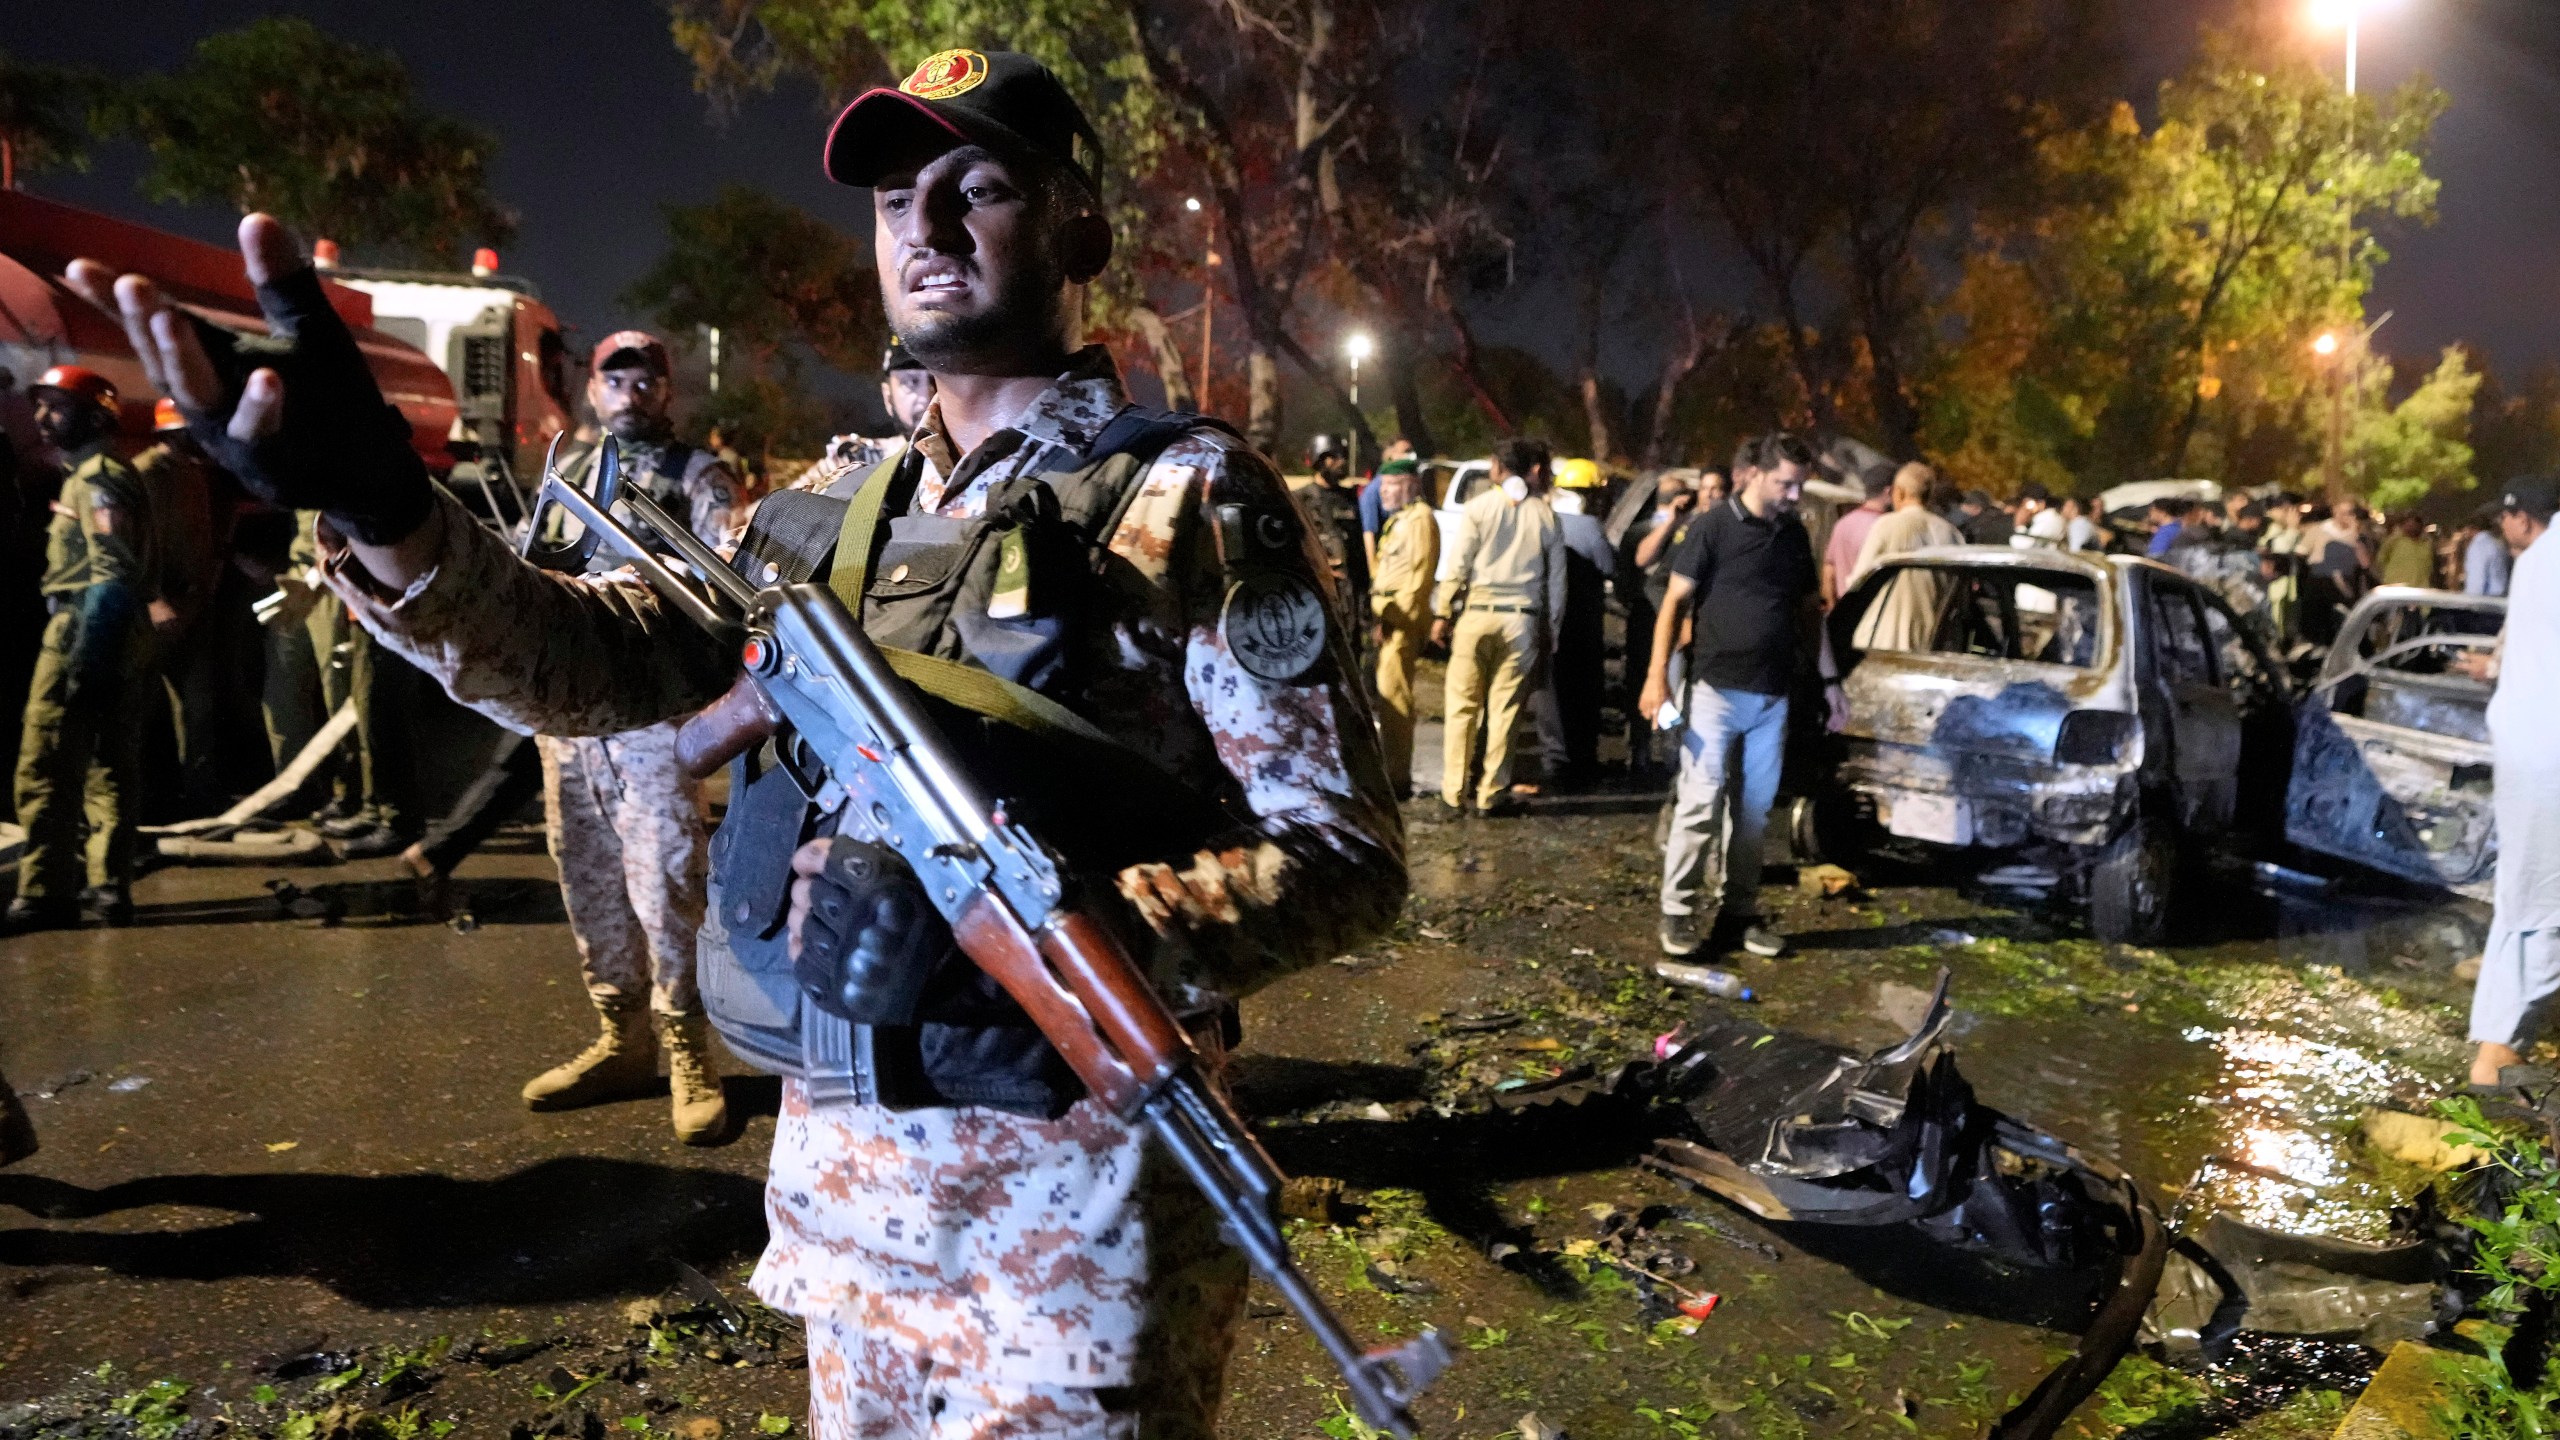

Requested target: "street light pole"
[
  {"left": 1185, "top": 197, "right": 1216, "bottom": 408},
  {"left": 1343, "top": 332, "right": 1373, "bottom": 478}
]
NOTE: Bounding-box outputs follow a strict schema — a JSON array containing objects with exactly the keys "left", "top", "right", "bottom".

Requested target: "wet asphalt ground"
[{"left": 0, "top": 709, "right": 2496, "bottom": 1440}]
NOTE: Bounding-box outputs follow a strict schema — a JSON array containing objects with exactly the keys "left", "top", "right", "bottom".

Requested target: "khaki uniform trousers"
[
  {"left": 1441, "top": 607, "right": 1539, "bottom": 810},
  {"left": 538, "top": 722, "right": 709, "bottom": 1016},
  {"left": 1372, "top": 618, "right": 1430, "bottom": 795},
  {"left": 12, "top": 609, "right": 153, "bottom": 902}
]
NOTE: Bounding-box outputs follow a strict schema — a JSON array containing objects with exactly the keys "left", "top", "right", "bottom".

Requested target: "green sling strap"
[{"left": 821, "top": 450, "right": 1184, "bottom": 773}]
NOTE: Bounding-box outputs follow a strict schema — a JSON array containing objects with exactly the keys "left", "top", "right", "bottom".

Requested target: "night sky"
[{"left": 18, "top": 1, "right": 2560, "bottom": 412}]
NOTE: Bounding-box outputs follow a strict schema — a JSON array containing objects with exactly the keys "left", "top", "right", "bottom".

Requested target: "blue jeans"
[{"left": 1660, "top": 685, "right": 1788, "bottom": 920}]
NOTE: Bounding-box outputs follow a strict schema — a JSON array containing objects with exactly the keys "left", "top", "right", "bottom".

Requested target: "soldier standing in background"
[
  {"left": 9, "top": 367, "right": 166, "bottom": 931},
  {"left": 1368, "top": 458, "right": 1438, "bottom": 799},
  {"left": 1294, "top": 434, "right": 1370, "bottom": 630},
  {"left": 814, "top": 336, "right": 935, "bottom": 480},
  {"left": 520, "top": 330, "right": 737, "bottom": 1145}
]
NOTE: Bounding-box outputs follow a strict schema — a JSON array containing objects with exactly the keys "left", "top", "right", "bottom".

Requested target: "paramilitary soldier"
[
  {"left": 520, "top": 330, "right": 739, "bottom": 1145},
  {"left": 71, "top": 46, "right": 1404, "bottom": 1437},
  {"left": 9, "top": 366, "right": 168, "bottom": 932}
]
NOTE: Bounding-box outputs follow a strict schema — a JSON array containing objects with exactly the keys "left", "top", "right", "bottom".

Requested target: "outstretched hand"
[{"left": 62, "top": 214, "right": 435, "bottom": 547}]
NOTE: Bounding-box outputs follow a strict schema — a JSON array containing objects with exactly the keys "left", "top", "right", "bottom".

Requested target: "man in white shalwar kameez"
[{"left": 2470, "top": 476, "right": 2560, "bottom": 1086}]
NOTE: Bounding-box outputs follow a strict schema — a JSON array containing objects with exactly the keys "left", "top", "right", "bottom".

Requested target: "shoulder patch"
[{"left": 1221, "top": 571, "right": 1328, "bottom": 684}]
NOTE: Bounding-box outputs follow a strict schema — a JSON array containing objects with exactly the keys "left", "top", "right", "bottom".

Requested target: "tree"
[
  {"left": 622, "top": 184, "right": 884, "bottom": 455},
  {"left": 666, "top": 0, "right": 1499, "bottom": 454},
  {"left": 2336, "top": 345, "right": 2479, "bottom": 513},
  {"left": 2473, "top": 359, "right": 2560, "bottom": 489},
  {"left": 0, "top": 51, "right": 102, "bottom": 190},
  {"left": 106, "top": 18, "right": 513, "bottom": 265},
  {"left": 1923, "top": 33, "right": 2446, "bottom": 494}
]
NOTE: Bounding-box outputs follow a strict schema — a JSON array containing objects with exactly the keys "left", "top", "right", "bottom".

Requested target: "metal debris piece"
[
  {"left": 28, "top": 1070, "right": 91, "bottom": 1100},
  {"left": 106, "top": 1075, "right": 150, "bottom": 1093}
]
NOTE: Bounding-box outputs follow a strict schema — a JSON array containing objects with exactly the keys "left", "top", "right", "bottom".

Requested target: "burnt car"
[
  {"left": 1818, "top": 547, "right": 2293, "bottom": 941},
  {"left": 2287, "top": 586, "right": 2503, "bottom": 900}
]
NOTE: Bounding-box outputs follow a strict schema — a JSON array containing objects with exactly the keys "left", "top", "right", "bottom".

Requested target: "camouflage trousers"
[
  {"left": 537, "top": 724, "right": 707, "bottom": 1016},
  {"left": 799, "top": 1153, "right": 1245, "bottom": 1439}
]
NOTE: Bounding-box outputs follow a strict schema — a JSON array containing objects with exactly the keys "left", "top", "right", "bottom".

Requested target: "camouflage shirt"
[
  {"left": 321, "top": 347, "right": 1402, "bottom": 1385},
  {"left": 556, "top": 433, "right": 739, "bottom": 550}
]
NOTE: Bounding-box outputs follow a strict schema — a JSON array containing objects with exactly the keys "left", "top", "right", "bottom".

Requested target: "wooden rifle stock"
[
  {"left": 950, "top": 896, "right": 1187, "bottom": 1118},
  {"left": 676, "top": 673, "right": 783, "bottom": 780}
]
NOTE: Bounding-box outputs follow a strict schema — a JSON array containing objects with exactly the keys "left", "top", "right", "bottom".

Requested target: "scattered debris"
[
  {"left": 1417, "top": 924, "right": 1452, "bottom": 940},
  {"left": 1516, "top": 1412, "right": 1568, "bottom": 1440},
  {"left": 1976, "top": 861, "right": 2058, "bottom": 897},
  {"left": 29, "top": 1070, "right": 92, "bottom": 1100},
  {"left": 2454, "top": 953, "right": 2482, "bottom": 983},
  {"left": 266, "top": 878, "right": 344, "bottom": 922},
  {"left": 1279, "top": 1175, "right": 1358, "bottom": 1224},
  {"left": 2250, "top": 860, "right": 2338, "bottom": 897},
  {"left": 1652, "top": 961, "right": 1756, "bottom": 1000},
  {"left": 1443, "top": 1010, "right": 1521, "bottom": 1034},
  {"left": 2359, "top": 1109, "right": 2487, "bottom": 1172},
  {"left": 264, "top": 1140, "right": 299, "bottom": 1153},
  {"left": 1924, "top": 927, "right": 1977, "bottom": 947},
  {"left": 105, "top": 1075, "right": 150, "bottom": 1093},
  {"left": 1796, "top": 863, "right": 1859, "bottom": 898}
]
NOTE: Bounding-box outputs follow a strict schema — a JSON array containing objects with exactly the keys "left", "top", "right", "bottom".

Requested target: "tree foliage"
[
  {"left": 1924, "top": 32, "right": 2448, "bottom": 495},
  {"left": 621, "top": 183, "right": 883, "bottom": 453},
  {"left": 105, "top": 18, "right": 513, "bottom": 264},
  {"left": 0, "top": 50, "right": 104, "bottom": 184}
]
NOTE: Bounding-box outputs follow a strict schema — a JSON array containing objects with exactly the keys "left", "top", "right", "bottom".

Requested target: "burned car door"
[
  {"left": 2143, "top": 575, "right": 2244, "bottom": 833},
  {"left": 2287, "top": 593, "right": 2501, "bottom": 898},
  {"left": 1830, "top": 559, "right": 2119, "bottom": 849},
  {"left": 2199, "top": 592, "right": 2295, "bottom": 837}
]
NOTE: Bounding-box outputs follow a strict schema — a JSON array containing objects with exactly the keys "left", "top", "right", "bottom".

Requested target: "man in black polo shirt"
[{"left": 1638, "top": 432, "right": 1847, "bottom": 959}]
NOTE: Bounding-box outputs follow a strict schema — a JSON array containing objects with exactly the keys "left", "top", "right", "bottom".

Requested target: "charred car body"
[
  {"left": 1817, "top": 547, "right": 2293, "bottom": 941},
  {"left": 2287, "top": 587, "right": 2503, "bottom": 900}
]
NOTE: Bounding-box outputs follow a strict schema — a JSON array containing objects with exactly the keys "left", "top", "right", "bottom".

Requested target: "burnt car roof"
[{"left": 1865, "top": 544, "right": 2120, "bottom": 584}]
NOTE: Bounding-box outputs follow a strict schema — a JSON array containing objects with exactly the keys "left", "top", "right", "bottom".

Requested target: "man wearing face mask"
[
  {"left": 1432, "top": 437, "right": 1563, "bottom": 817},
  {"left": 68, "top": 46, "right": 1399, "bottom": 1436},
  {"left": 516, "top": 331, "right": 739, "bottom": 1144}
]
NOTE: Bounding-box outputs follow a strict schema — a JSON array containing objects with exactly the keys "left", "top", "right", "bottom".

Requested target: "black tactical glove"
[
  {"left": 794, "top": 840, "right": 954, "bottom": 1026},
  {"left": 183, "top": 262, "right": 435, "bottom": 545}
]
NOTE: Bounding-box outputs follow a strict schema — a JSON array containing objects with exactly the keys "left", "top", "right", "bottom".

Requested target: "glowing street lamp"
[
  {"left": 2311, "top": 331, "right": 2342, "bottom": 357},
  {"left": 2307, "top": 0, "right": 2407, "bottom": 96},
  {"left": 1343, "top": 332, "right": 1375, "bottom": 475}
]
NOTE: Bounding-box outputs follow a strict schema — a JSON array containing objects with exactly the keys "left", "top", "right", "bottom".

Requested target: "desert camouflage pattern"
[
  {"left": 769, "top": 1076, "right": 1246, "bottom": 1407},
  {"left": 559, "top": 436, "right": 739, "bottom": 551},
  {"left": 536, "top": 722, "right": 708, "bottom": 1016},
  {"left": 320, "top": 346, "right": 1397, "bottom": 1394}
]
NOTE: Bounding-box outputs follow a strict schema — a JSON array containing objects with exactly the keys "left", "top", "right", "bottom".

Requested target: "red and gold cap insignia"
[{"left": 900, "top": 50, "right": 990, "bottom": 101}]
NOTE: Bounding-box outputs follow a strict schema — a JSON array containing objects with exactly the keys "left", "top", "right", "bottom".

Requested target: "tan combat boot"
[
  {"left": 658, "top": 1012, "right": 730, "bottom": 1146},
  {"left": 522, "top": 1000, "right": 658, "bottom": 1110}
]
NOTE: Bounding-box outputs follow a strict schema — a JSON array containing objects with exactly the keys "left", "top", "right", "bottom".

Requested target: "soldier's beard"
[
  {"left": 607, "top": 409, "right": 672, "bottom": 445},
  {"left": 893, "top": 251, "right": 1072, "bottom": 374}
]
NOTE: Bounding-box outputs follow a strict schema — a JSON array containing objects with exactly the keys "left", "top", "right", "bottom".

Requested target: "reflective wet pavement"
[{"left": 0, "top": 790, "right": 2490, "bottom": 1437}]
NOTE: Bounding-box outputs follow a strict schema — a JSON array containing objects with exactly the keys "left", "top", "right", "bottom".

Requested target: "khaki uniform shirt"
[
  {"left": 1433, "top": 485, "right": 1562, "bottom": 619},
  {"left": 1370, "top": 501, "right": 1440, "bottom": 630},
  {"left": 40, "top": 446, "right": 153, "bottom": 599},
  {"left": 321, "top": 346, "right": 1400, "bottom": 1387}
]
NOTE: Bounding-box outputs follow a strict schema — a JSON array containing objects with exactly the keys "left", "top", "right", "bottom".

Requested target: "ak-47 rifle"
[{"left": 525, "top": 443, "right": 1451, "bottom": 1437}]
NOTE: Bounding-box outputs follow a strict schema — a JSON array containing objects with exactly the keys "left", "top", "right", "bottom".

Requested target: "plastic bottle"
[{"left": 1653, "top": 960, "right": 1758, "bottom": 1001}]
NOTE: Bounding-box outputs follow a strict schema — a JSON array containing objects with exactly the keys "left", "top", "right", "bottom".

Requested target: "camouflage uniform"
[
  {"left": 536, "top": 723, "right": 708, "bottom": 1015},
  {"left": 541, "top": 438, "right": 736, "bottom": 1018},
  {"left": 13, "top": 444, "right": 156, "bottom": 904},
  {"left": 321, "top": 348, "right": 1400, "bottom": 1433}
]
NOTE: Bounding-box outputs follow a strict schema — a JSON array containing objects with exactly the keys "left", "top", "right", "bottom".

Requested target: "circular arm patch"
[{"left": 1220, "top": 571, "right": 1328, "bottom": 683}]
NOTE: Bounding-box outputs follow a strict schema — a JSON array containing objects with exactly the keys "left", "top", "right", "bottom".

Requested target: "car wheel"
[{"left": 2087, "top": 813, "right": 2176, "bottom": 945}]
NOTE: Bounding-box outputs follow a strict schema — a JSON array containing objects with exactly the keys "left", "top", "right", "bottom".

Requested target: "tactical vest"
[{"left": 700, "top": 407, "right": 1240, "bottom": 1117}]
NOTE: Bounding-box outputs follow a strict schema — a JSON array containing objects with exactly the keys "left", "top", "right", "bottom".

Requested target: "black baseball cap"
[
  {"left": 824, "top": 49, "right": 1103, "bottom": 195},
  {"left": 882, "top": 335, "right": 924, "bottom": 373},
  {"left": 2501, "top": 475, "right": 2560, "bottom": 523}
]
